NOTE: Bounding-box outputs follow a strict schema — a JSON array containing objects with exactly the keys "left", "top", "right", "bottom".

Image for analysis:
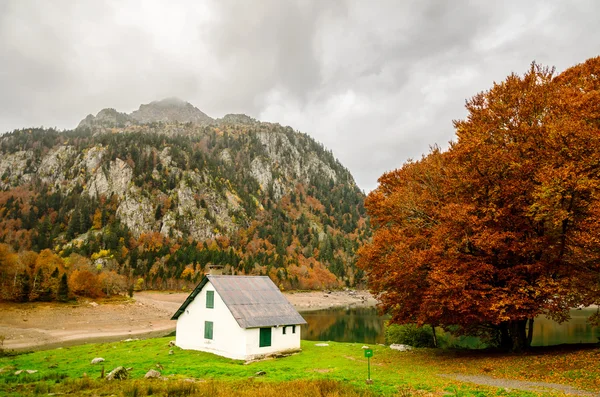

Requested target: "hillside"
[{"left": 0, "top": 99, "right": 370, "bottom": 301}]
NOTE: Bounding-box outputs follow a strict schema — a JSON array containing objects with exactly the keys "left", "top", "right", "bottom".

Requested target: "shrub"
[{"left": 385, "top": 323, "right": 436, "bottom": 348}]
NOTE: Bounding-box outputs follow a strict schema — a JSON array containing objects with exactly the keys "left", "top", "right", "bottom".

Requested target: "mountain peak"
[
  {"left": 77, "top": 98, "right": 214, "bottom": 129},
  {"left": 149, "top": 97, "right": 187, "bottom": 107},
  {"left": 130, "top": 98, "right": 213, "bottom": 125}
]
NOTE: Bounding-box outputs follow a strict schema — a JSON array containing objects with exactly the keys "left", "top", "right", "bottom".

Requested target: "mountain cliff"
[{"left": 0, "top": 99, "right": 370, "bottom": 300}]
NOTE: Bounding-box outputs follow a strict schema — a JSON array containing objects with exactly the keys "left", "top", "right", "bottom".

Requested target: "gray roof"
[{"left": 171, "top": 275, "right": 307, "bottom": 329}]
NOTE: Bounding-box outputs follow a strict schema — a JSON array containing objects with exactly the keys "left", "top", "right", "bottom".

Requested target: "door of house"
[{"left": 259, "top": 327, "right": 272, "bottom": 347}]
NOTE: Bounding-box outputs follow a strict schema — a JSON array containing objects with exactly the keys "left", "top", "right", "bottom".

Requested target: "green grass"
[{"left": 0, "top": 337, "right": 595, "bottom": 396}]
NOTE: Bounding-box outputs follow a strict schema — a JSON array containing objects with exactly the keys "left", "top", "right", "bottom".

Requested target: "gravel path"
[{"left": 440, "top": 374, "right": 600, "bottom": 396}]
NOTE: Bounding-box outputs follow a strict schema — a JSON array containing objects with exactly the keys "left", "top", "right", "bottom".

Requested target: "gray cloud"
[{"left": 1, "top": 0, "right": 599, "bottom": 191}]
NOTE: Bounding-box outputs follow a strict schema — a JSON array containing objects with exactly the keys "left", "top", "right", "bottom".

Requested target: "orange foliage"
[
  {"left": 287, "top": 257, "right": 339, "bottom": 290},
  {"left": 69, "top": 269, "right": 103, "bottom": 298},
  {"left": 137, "top": 232, "right": 168, "bottom": 252},
  {"left": 92, "top": 209, "right": 102, "bottom": 230},
  {"left": 359, "top": 57, "right": 600, "bottom": 351}
]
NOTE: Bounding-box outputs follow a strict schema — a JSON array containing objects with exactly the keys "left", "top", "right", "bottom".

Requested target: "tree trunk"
[
  {"left": 508, "top": 319, "right": 529, "bottom": 352},
  {"left": 499, "top": 323, "right": 511, "bottom": 350},
  {"left": 431, "top": 326, "right": 438, "bottom": 348},
  {"left": 499, "top": 320, "right": 530, "bottom": 352}
]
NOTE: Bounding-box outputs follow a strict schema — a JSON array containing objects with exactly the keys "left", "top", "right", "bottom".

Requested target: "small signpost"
[{"left": 364, "top": 348, "right": 373, "bottom": 384}]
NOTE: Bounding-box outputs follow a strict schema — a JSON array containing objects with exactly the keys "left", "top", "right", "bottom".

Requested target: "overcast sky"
[{"left": 1, "top": 1, "right": 598, "bottom": 192}]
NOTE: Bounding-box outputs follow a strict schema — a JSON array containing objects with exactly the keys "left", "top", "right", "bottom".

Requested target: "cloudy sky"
[{"left": 1, "top": 1, "right": 598, "bottom": 192}]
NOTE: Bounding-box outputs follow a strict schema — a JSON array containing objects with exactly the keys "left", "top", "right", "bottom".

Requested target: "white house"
[{"left": 171, "top": 275, "right": 307, "bottom": 360}]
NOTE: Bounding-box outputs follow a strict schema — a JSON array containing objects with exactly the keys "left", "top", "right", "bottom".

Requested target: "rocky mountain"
[
  {"left": 0, "top": 99, "right": 370, "bottom": 296},
  {"left": 77, "top": 98, "right": 213, "bottom": 129},
  {"left": 131, "top": 97, "right": 213, "bottom": 125}
]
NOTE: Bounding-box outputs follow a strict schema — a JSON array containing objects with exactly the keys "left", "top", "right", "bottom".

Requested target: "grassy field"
[{"left": 1, "top": 337, "right": 599, "bottom": 396}]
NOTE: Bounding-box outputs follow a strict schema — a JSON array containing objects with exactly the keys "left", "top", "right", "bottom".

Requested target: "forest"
[{"left": 0, "top": 118, "right": 370, "bottom": 302}]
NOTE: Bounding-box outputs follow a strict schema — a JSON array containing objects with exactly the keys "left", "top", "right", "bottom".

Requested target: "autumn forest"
[{"left": 0, "top": 116, "right": 370, "bottom": 303}]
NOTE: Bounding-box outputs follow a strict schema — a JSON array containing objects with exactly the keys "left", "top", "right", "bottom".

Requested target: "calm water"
[
  {"left": 300, "top": 306, "right": 600, "bottom": 346},
  {"left": 301, "top": 307, "right": 387, "bottom": 344}
]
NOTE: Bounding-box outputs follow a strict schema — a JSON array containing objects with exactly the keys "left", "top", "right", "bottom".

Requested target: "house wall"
[
  {"left": 175, "top": 281, "right": 247, "bottom": 360},
  {"left": 244, "top": 324, "right": 302, "bottom": 360}
]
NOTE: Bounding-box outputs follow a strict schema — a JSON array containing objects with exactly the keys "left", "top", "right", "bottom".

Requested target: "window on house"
[
  {"left": 282, "top": 326, "right": 287, "bottom": 335},
  {"left": 292, "top": 325, "right": 296, "bottom": 334},
  {"left": 204, "top": 321, "right": 213, "bottom": 339},
  {"left": 259, "top": 327, "right": 272, "bottom": 347},
  {"left": 206, "top": 291, "right": 214, "bottom": 308}
]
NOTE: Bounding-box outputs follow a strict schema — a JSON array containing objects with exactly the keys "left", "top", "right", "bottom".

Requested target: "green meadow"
[{"left": 1, "top": 337, "right": 599, "bottom": 396}]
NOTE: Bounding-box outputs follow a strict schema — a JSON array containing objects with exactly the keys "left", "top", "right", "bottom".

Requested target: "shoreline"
[{"left": 0, "top": 289, "right": 377, "bottom": 352}]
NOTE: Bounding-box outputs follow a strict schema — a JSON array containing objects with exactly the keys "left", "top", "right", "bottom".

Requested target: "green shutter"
[
  {"left": 204, "top": 321, "right": 213, "bottom": 339},
  {"left": 206, "top": 291, "right": 214, "bottom": 308},
  {"left": 259, "top": 327, "right": 272, "bottom": 347}
]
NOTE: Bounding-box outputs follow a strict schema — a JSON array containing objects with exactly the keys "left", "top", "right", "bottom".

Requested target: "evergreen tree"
[
  {"left": 15, "top": 273, "right": 30, "bottom": 302},
  {"left": 58, "top": 273, "right": 69, "bottom": 302}
]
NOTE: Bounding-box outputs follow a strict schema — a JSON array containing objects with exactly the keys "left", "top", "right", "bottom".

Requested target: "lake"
[{"left": 300, "top": 306, "right": 600, "bottom": 346}]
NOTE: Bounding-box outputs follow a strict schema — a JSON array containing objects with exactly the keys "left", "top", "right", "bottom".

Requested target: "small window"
[
  {"left": 204, "top": 321, "right": 213, "bottom": 339},
  {"left": 259, "top": 327, "right": 272, "bottom": 347},
  {"left": 206, "top": 291, "right": 214, "bottom": 308},
  {"left": 282, "top": 326, "right": 286, "bottom": 335},
  {"left": 292, "top": 325, "right": 296, "bottom": 334}
]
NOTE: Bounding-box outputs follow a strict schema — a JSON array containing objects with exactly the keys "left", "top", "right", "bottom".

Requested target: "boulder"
[
  {"left": 14, "top": 370, "right": 23, "bottom": 375},
  {"left": 91, "top": 358, "right": 105, "bottom": 364},
  {"left": 145, "top": 369, "right": 161, "bottom": 379},
  {"left": 255, "top": 371, "right": 266, "bottom": 376},
  {"left": 390, "top": 344, "right": 413, "bottom": 352},
  {"left": 26, "top": 370, "right": 38, "bottom": 374},
  {"left": 106, "top": 366, "right": 129, "bottom": 381},
  {"left": 168, "top": 340, "right": 176, "bottom": 347}
]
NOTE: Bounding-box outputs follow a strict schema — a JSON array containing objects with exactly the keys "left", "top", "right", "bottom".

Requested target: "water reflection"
[
  {"left": 300, "top": 307, "right": 387, "bottom": 344},
  {"left": 532, "top": 307, "right": 600, "bottom": 346},
  {"left": 301, "top": 306, "right": 600, "bottom": 346}
]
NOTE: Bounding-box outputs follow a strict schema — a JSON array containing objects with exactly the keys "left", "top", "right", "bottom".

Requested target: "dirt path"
[
  {"left": 0, "top": 289, "right": 376, "bottom": 351},
  {"left": 440, "top": 374, "right": 600, "bottom": 396}
]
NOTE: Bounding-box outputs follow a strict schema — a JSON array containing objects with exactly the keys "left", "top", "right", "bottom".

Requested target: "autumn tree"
[
  {"left": 69, "top": 268, "right": 103, "bottom": 298},
  {"left": 359, "top": 57, "right": 600, "bottom": 351}
]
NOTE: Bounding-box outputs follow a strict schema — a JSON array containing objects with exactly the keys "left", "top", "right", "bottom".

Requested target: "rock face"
[
  {"left": 88, "top": 158, "right": 133, "bottom": 199},
  {"left": 116, "top": 188, "right": 155, "bottom": 237},
  {"left": 130, "top": 97, "right": 213, "bottom": 125},
  {"left": 0, "top": 150, "right": 35, "bottom": 189},
  {"left": 37, "top": 145, "right": 78, "bottom": 188}
]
